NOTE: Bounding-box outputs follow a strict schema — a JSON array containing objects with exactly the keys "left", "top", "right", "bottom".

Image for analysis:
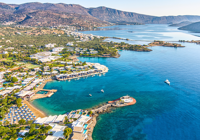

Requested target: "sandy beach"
[{"left": 23, "top": 100, "right": 47, "bottom": 118}]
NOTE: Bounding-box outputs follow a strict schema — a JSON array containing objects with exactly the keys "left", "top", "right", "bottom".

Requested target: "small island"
[
  {"left": 179, "top": 40, "right": 200, "bottom": 45},
  {"left": 148, "top": 41, "right": 185, "bottom": 47}
]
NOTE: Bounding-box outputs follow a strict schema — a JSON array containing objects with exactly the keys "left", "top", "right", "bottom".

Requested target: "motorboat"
[
  {"left": 89, "top": 94, "right": 92, "bottom": 97},
  {"left": 101, "top": 89, "right": 104, "bottom": 93},
  {"left": 165, "top": 79, "right": 170, "bottom": 85}
]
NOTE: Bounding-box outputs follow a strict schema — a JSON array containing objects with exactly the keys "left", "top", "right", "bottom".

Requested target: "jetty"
[
  {"left": 91, "top": 96, "right": 136, "bottom": 114},
  {"left": 30, "top": 89, "right": 57, "bottom": 100},
  {"left": 87, "top": 95, "right": 136, "bottom": 140}
]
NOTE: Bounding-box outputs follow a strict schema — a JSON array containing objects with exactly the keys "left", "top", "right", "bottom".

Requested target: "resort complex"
[{"left": 0, "top": 22, "right": 146, "bottom": 140}]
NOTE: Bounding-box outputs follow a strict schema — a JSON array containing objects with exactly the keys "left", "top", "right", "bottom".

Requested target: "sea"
[{"left": 32, "top": 24, "right": 200, "bottom": 140}]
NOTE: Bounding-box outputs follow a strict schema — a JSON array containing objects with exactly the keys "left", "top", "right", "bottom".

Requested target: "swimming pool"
[
  {"left": 17, "top": 137, "right": 23, "bottom": 140},
  {"left": 84, "top": 124, "right": 88, "bottom": 129},
  {"left": 83, "top": 129, "right": 87, "bottom": 134},
  {"left": 36, "top": 91, "right": 48, "bottom": 94}
]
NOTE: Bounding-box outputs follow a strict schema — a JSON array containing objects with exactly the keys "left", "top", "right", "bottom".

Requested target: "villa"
[
  {"left": 2, "top": 51, "right": 8, "bottom": 54},
  {"left": 52, "top": 47, "right": 64, "bottom": 53},
  {"left": 72, "top": 115, "right": 92, "bottom": 140},
  {"left": 66, "top": 42, "right": 74, "bottom": 46},
  {"left": 45, "top": 43, "right": 56, "bottom": 48},
  {"left": 54, "top": 114, "right": 67, "bottom": 124},
  {"left": 45, "top": 136, "right": 59, "bottom": 140},
  {"left": 48, "top": 124, "right": 66, "bottom": 139}
]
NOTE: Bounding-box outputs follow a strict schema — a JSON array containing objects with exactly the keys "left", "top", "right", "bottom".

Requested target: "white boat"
[
  {"left": 101, "top": 89, "right": 104, "bottom": 93},
  {"left": 89, "top": 94, "right": 92, "bottom": 97},
  {"left": 165, "top": 79, "right": 170, "bottom": 85}
]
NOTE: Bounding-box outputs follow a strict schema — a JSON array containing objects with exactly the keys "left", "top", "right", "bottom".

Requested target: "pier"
[
  {"left": 30, "top": 89, "right": 58, "bottom": 100},
  {"left": 91, "top": 96, "right": 136, "bottom": 114}
]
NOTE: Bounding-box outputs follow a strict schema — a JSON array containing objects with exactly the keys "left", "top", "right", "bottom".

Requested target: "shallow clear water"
[{"left": 32, "top": 24, "right": 200, "bottom": 140}]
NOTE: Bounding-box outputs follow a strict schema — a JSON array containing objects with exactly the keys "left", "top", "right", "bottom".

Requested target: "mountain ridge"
[{"left": 0, "top": 2, "right": 200, "bottom": 27}]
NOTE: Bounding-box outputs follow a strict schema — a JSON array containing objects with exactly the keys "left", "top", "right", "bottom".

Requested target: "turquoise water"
[
  {"left": 32, "top": 25, "right": 200, "bottom": 140},
  {"left": 36, "top": 91, "right": 48, "bottom": 94}
]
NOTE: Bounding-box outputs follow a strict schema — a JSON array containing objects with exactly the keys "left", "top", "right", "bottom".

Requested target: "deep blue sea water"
[{"left": 33, "top": 24, "right": 200, "bottom": 140}]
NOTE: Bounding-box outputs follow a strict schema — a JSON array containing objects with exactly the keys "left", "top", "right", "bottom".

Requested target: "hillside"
[
  {"left": 169, "top": 21, "right": 193, "bottom": 27},
  {"left": 0, "top": 2, "right": 200, "bottom": 27},
  {"left": 178, "top": 22, "right": 200, "bottom": 32},
  {"left": 0, "top": 3, "right": 110, "bottom": 28},
  {"left": 88, "top": 7, "right": 200, "bottom": 24}
]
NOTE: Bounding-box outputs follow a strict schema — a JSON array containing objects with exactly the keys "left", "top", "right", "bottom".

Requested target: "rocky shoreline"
[{"left": 86, "top": 96, "right": 136, "bottom": 140}]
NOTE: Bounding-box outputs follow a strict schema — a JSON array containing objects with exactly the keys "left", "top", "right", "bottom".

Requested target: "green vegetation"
[
  {"left": 0, "top": 96, "right": 18, "bottom": 119},
  {"left": 115, "top": 42, "right": 151, "bottom": 52},
  {"left": 11, "top": 77, "right": 18, "bottom": 83},
  {"left": 89, "top": 111, "right": 93, "bottom": 115},
  {"left": 0, "top": 33, "right": 75, "bottom": 48},
  {"left": 63, "top": 127, "right": 72, "bottom": 140},
  {"left": 76, "top": 38, "right": 118, "bottom": 57},
  {"left": 149, "top": 41, "right": 184, "bottom": 47}
]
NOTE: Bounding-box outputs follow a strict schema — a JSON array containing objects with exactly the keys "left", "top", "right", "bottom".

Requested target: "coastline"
[
  {"left": 28, "top": 64, "right": 109, "bottom": 118},
  {"left": 86, "top": 97, "right": 136, "bottom": 140},
  {"left": 23, "top": 100, "right": 47, "bottom": 118}
]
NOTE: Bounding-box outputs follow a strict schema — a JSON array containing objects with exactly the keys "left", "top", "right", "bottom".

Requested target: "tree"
[
  {"left": 18, "top": 119, "right": 26, "bottom": 125},
  {"left": 16, "top": 98, "right": 22, "bottom": 108},
  {"left": 89, "top": 111, "right": 93, "bottom": 115},
  {"left": 4, "top": 120, "right": 9, "bottom": 126},
  {"left": 11, "top": 77, "right": 18, "bottom": 83},
  {"left": 63, "top": 127, "right": 72, "bottom": 140}
]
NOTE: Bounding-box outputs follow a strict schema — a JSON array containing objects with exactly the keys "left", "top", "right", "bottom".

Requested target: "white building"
[
  {"left": 45, "top": 136, "right": 59, "bottom": 140},
  {"left": 2, "top": 51, "right": 8, "bottom": 54},
  {"left": 66, "top": 42, "right": 74, "bottom": 46},
  {"left": 52, "top": 47, "right": 64, "bottom": 53},
  {"left": 90, "top": 51, "right": 98, "bottom": 54},
  {"left": 49, "top": 124, "right": 66, "bottom": 139},
  {"left": 45, "top": 43, "right": 56, "bottom": 48}
]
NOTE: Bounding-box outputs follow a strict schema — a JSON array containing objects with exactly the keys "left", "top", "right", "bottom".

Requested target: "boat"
[
  {"left": 101, "top": 89, "right": 104, "bottom": 93},
  {"left": 89, "top": 94, "right": 92, "bottom": 97},
  {"left": 165, "top": 79, "right": 170, "bottom": 85}
]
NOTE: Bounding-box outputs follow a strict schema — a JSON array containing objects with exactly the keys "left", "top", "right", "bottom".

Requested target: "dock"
[
  {"left": 30, "top": 89, "right": 57, "bottom": 100},
  {"left": 91, "top": 96, "right": 136, "bottom": 114}
]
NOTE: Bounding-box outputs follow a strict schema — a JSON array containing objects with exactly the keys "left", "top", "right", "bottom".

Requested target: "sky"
[{"left": 2, "top": 0, "right": 200, "bottom": 16}]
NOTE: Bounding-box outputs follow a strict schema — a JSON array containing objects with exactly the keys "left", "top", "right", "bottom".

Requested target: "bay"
[{"left": 33, "top": 24, "right": 200, "bottom": 140}]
